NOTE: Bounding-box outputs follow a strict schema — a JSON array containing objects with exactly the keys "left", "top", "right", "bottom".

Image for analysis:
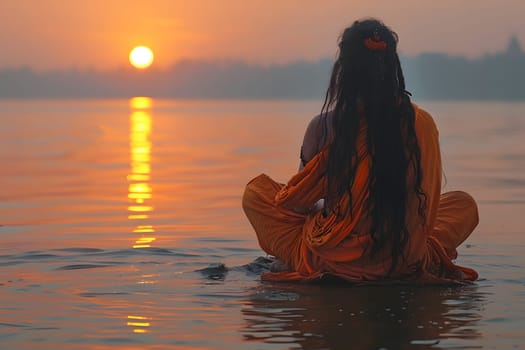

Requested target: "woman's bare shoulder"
[
  {"left": 305, "top": 113, "right": 325, "bottom": 132},
  {"left": 302, "top": 112, "right": 332, "bottom": 166}
]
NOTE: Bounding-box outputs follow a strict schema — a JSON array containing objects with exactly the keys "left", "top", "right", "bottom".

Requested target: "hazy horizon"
[
  {"left": 2, "top": 0, "right": 525, "bottom": 71},
  {"left": 1, "top": 34, "right": 522, "bottom": 73}
]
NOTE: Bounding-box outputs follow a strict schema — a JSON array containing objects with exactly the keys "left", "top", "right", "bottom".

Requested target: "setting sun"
[{"left": 129, "top": 46, "right": 154, "bottom": 69}]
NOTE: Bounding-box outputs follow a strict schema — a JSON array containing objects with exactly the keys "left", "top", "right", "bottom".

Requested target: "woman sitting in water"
[{"left": 242, "top": 18, "right": 479, "bottom": 283}]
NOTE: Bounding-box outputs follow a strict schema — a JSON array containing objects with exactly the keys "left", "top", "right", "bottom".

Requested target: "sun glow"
[{"left": 129, "top": 46, "right": 154, "bottom": 69}]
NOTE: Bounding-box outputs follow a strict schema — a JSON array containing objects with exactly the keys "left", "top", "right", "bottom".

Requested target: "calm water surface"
[{"left": 0, "top": 99, "right": 524, "bottom": 349}]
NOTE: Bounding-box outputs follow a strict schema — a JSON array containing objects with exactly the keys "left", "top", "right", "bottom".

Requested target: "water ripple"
[{"left": 56, "top": 264, "right": 113, "bottom": 270}]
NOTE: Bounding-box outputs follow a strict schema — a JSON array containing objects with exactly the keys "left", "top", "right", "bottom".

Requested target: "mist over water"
[
  {"left": 0, "top": 99, "right": 524, "bottom": 349},
  {"left": 2, "top": 36, "right": 524, "bottom": 100}
]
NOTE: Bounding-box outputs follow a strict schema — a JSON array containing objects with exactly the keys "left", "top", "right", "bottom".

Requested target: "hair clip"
[{"left": 364, "top": 34, "right": 387, "bottom": 51}]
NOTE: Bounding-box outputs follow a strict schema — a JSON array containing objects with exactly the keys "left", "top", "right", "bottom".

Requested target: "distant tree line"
[
  {"left": 403, "top": 36, "right": 525, "bottom": 100},
  {"left": 1, "top": 36, "right": 524, "bottom": 100}
]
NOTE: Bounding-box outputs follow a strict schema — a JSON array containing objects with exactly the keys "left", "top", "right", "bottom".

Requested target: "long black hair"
[{"left": 321, "top": 19, "right": 427, "bottom": 274}]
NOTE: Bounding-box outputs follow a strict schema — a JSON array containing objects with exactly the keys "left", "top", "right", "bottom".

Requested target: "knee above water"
[{"left": 455, "top": 190, "right": 479, "bottom": 228}]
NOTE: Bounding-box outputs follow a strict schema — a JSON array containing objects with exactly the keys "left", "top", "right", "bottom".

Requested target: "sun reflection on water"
[
  {"left": 127, "top": 315, "right": 152, "bottom": 334},
  {"left": 128, "top": 97, "right": 156, "bottom": 249}
]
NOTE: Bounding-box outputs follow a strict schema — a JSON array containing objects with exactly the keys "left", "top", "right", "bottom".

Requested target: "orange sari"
[{"left": 242, "top": 104, "right": 478, "bottom": 283}]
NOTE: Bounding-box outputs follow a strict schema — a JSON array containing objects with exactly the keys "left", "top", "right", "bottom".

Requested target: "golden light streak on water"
[
  {"left": 127, "top": 315, "right": 152, "bottom": 334},
  {"left": 129, "top": 183, "right": 152, "bottom": 194},
  {"left": 130, "top": 96, "right": 153, "bottom": 110},
  {"left": 136, "top": 237, "right": 156, "bottom": 243},
  {"left": 127, "top": 174, "right": 150, "bottom": 181},
  {"left": 133, "top": 225, "right": 155, "bottom": 233},
  {"left": 128, "top": 192, "right": 152, "bottom": 200},
  {"left": 128, "top": 205, "right": 154, "bottom": 212},
  {"left": 127, "top": 322, "right": 151, "bottom": 327},
  {"left": 133, "top": 237, "right": 156, "bottom": 248},
  {"left": 128, "top": 97, "right": 156, "bottom": 249},
  {"left": 128, "top": 214, "right": 148, "bottom": 220}
]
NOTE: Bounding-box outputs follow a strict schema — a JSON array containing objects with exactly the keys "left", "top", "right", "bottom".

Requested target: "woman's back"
[
  {"left": 242, "top": 18, "right": 479, "bottom": 283},
  {"left": 274, "top": 104, "right": 440, "bottom": 276}
]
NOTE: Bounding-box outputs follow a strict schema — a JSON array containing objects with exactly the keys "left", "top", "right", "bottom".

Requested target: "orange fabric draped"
[{"left": 242, "top": 104, "right": 479, "bottom": 284}]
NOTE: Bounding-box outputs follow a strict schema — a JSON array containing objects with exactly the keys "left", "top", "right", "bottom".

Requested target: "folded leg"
[
  {"left": 432, "top": 191, "right": 479, "bottom": 259},
  {"left": 242, "top": 174, "right": 306, "bottom": 269}
]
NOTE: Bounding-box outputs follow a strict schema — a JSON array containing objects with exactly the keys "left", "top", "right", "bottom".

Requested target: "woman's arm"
[
  {"left": 282, "top": 114, "right": 331, "bottom": 213},
  {"left": 299, "top": 113, "right": 330, "bottom": 171}
]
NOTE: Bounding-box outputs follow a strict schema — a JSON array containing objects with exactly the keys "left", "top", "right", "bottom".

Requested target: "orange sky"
[{"left": 1, "top": 0, "right": 523, "bottom": 71}]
